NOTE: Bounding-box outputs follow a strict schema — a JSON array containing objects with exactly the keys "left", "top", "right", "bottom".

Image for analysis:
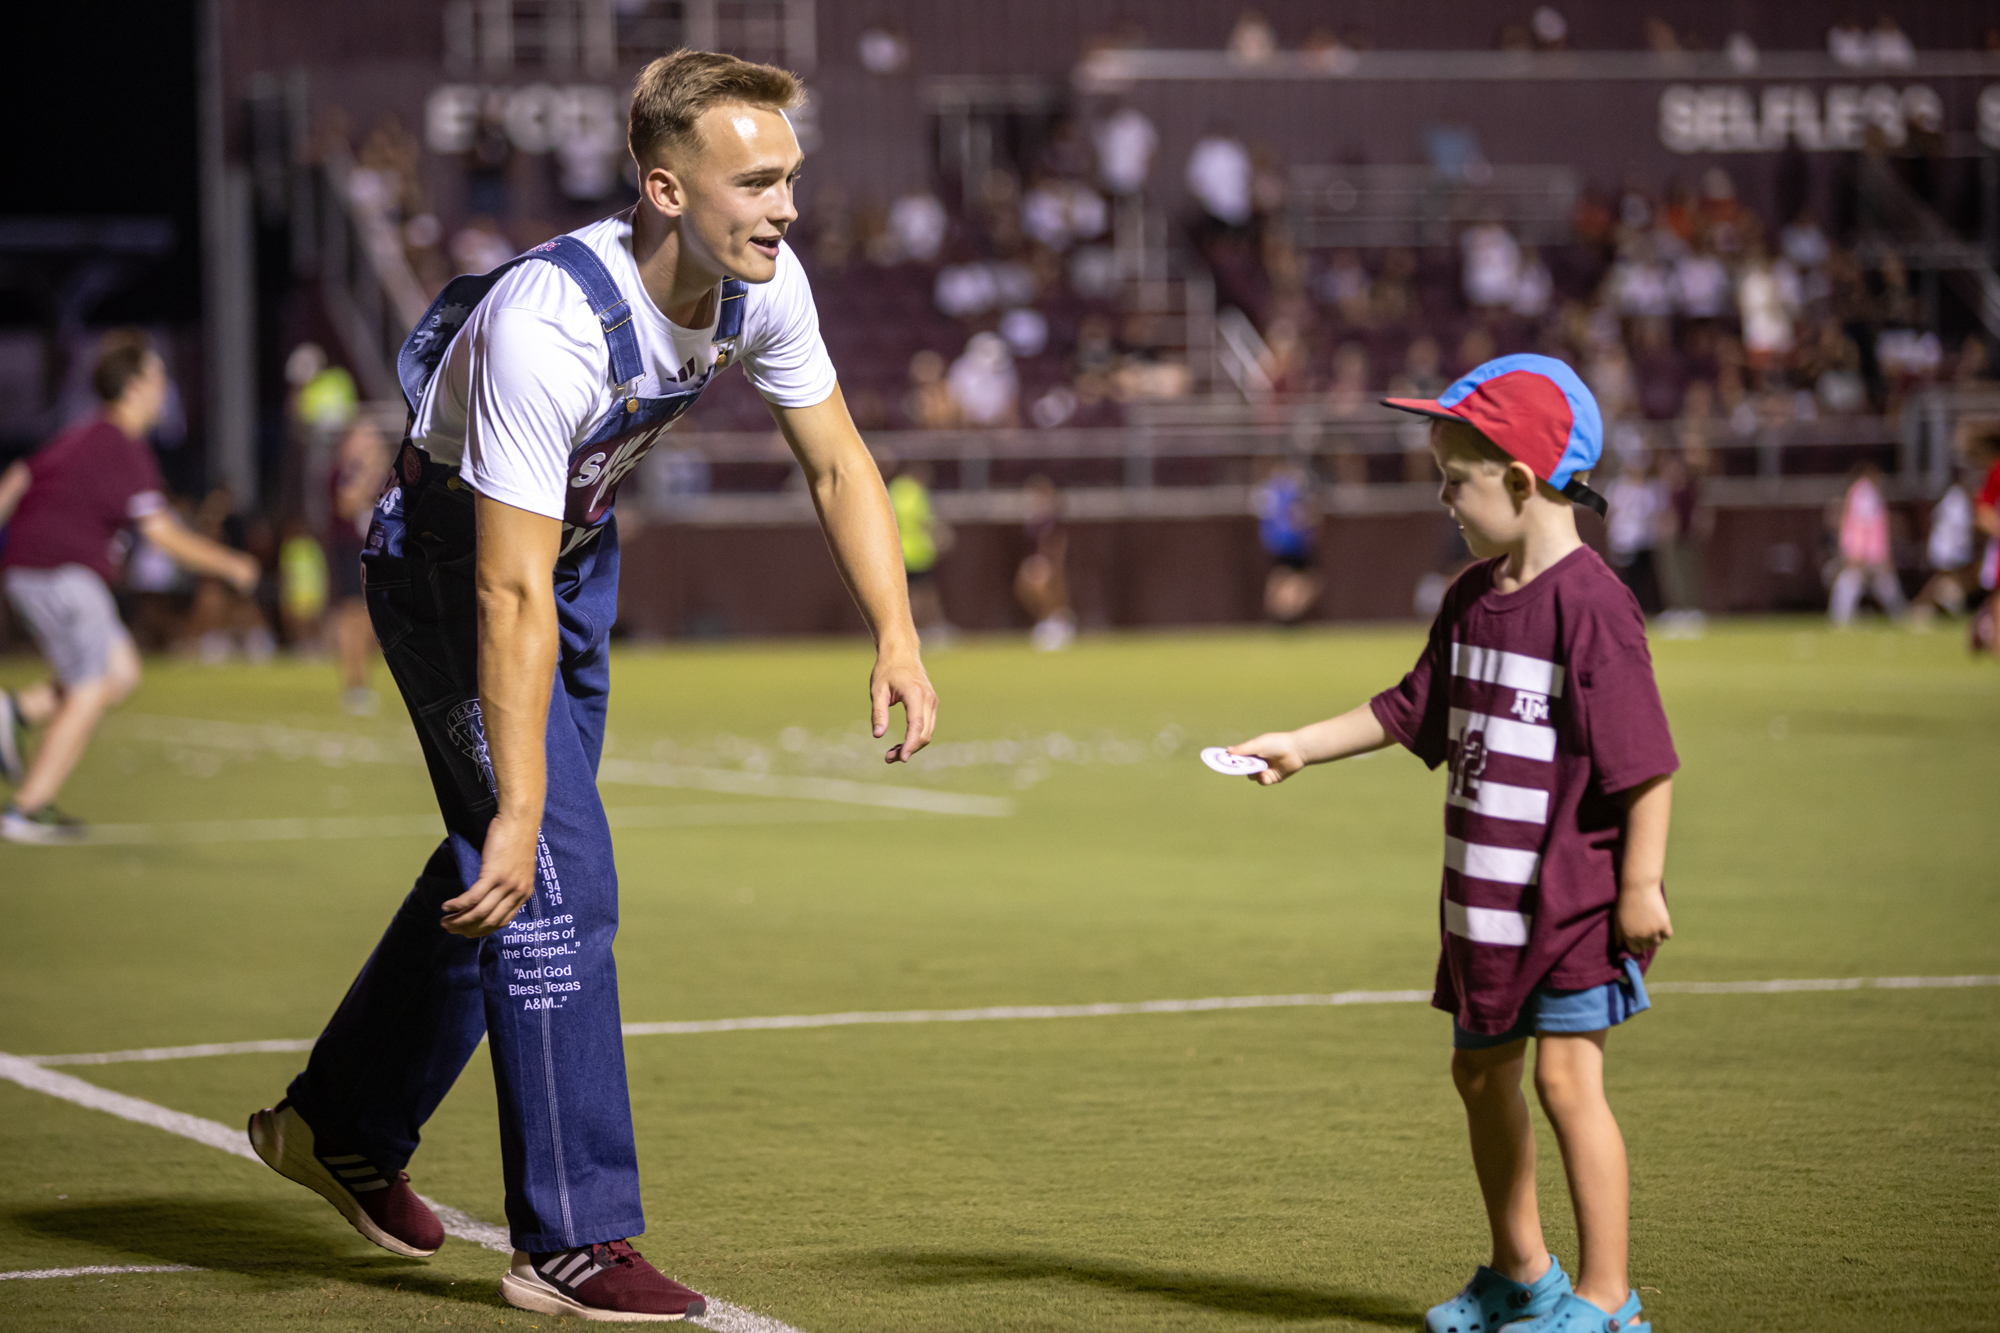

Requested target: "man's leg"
[
  {"left": 13, "top": 635, "right": 139, "bottom": 813},
  {"left": 285, "top": 840, "right": 489, "bottom": 1167},
  {"left": 1533, "top": 1030, "right": 1629, "bottom": 1314},
  {"left": 477, "top": 654, "right": 643, "bottom": 1251},
  {"left": 1451, "top": 1039, "right": 1551, "bottom": 1285}
]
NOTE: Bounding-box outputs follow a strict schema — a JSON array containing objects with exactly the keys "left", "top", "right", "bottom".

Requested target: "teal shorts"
[{"left": 1452, "top": 958, "right": 1651, "bottom": 1050}]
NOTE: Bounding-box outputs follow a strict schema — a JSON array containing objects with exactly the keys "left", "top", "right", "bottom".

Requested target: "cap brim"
[{"left": 1380, "top": 397, "right": 1464, "bottom": 422}]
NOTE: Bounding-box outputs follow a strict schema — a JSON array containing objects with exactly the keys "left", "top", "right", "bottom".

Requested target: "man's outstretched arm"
[
  {"left": 769, "top": 385, "right": 938, "bottom": 762},
  {"left": 443, "top": 493, "right": 561, "bottom": 937}
]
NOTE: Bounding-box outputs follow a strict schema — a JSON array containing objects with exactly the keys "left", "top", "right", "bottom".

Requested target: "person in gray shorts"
[{"left": 0, "top": 330, "right": 258, "bottom": 844}]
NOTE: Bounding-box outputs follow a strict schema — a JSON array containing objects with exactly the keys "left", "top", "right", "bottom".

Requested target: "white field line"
[
  {"left": 0, "top": 1264, "right": 205, "bottom": 1281},
  {"left": 0, "top": 1050, "right": 804, "bottom": 1333},
  {"left": 596, "top": 757, "right": 1013, "bottom": 818},
  {"left": 113, "top": 714, "right": 1010, "bottom": 819},
  {"left": 84, "top": 802, "right": 909, "bottom": 846},
  {"left": 23, "top": 975, "right": 2000, "bottom": 1068}
]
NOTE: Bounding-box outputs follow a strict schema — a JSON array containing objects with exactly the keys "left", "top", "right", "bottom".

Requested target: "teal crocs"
[
  {"left": 1425, "top": 1255, "right": 1572, "bottom": 1333},
  {"left": 1499, "top": 1289, "right": 1648, "bottom": 1333}
]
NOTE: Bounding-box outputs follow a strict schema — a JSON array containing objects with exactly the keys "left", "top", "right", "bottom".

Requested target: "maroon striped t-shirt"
[{"left": 1371, "top": 546, "right": 1678, "bottom": 1036}]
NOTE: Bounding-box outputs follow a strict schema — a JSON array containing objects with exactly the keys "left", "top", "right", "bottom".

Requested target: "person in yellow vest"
[{"left": 886, "top": 455, "right": 951, "bottom": 644}]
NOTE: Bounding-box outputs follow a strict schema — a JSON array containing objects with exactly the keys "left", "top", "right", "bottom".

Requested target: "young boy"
[{"left": 1230, "top": 355, "right": 1675, "bottom": 1333}]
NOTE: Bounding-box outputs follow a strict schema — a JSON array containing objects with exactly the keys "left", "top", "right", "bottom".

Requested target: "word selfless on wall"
[
  {"left": 1660, "top": 81, "right": 2000, "bottom": 153},
  {"left": 425, "top": 84, "right": 624, "bottom": 155}
]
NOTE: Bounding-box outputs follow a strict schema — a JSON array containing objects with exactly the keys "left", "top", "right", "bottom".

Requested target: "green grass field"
[{"left": 2, "top": 620, "right": 1997, "bottom": 1331}]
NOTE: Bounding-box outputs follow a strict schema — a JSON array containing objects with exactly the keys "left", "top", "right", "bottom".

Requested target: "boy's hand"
[
  {"left": 1229, "top": 733, "right": 1306, "bottom": 786},
  {"left": 1616, "top": 882, "right": 1673, "bottom": 954}
]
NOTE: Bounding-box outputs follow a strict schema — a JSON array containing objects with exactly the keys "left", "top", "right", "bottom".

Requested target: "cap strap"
[{"left": 1562, "top": 478, "right": 1608, "bottom": 517}]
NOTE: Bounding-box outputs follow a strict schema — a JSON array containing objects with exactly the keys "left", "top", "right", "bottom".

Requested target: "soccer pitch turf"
[{"left": 1, "top": 620, "right": 1996, "bottom": 1331}]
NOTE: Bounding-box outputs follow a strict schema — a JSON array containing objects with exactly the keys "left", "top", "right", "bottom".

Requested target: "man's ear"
[{"left": 642, "top": 162, "right": 686, "bottom": 217}]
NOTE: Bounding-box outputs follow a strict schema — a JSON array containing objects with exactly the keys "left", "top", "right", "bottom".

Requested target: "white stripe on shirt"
[
  {"left": 1444, "top": 899, "right": 1532, "bottom": 946},
  {"left": 1446, "top": 778, "right": 1551, "bottom": 825},
  {"left": 1444, "top": 835, "right": 1541, "bottom": 885},
  {"left": 1451, "top": 642, "right": 1565, "bottom": 697},
  {"left": 1448, "top": 708, "right": 1557, "bottom": 763}
]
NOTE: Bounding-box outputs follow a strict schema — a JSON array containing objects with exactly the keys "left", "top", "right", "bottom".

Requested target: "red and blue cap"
[{"left": 1382, "top": 353, "right": 1608, "bottom": 517}]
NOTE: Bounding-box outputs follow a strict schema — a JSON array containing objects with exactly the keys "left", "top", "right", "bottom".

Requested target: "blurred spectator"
[
  {"left": 902, "top": 350, "right": 959, "bottom": 430},
  {"left": 1372, "top": 248, "right": 1417, "bottom": 324},
  {"left": 1724, "top": 30, "right": 1759, "bottom": 71},
  {"left": 186, "top": 486, "right": 275, "bottom": 665},
  {"left": 885, "top": 456, "right": 952, "bottom": 644},
  {"left": 330, "top": 420, "right": 390, "bottom": 713},
  {"left": 1186, "top": 125, "right": 1253, "bottom": 229},
  {"left": 998, "top": 308, "right": 1049, "bottom": 358},
  {"left": 856, "top": 23, "right": 909, "bottom": 73},
  {"left": 289, "top": 344, "right": 358, "bottom": 440},
  {"left": 1022, "top": 177, "right": 1108, "bottom": 252},
  {"left": 1952, "top": 335, "right": 1993, "bottom": 387},
  {"left": 1671, "top": 239, "right": 1731, "bottom": 320},
  {"left": 1512, "top": 247, "right": 1554, "bottom": 318},
  {"left": 1779, "top": 211, "right": 1830, "bottom": 272},
  {"left": 1461, "top": 218, "right": 1523, "bottom": 311},
  {"left": 1605, "top": 448, "right": 1667, "bottom": 614},
  {"left": 935, "top": 259, "right": 1035, "bottom": 319},
  {"left": 1389, "top": 337, "right": 1446, "bottom": 480},
  {"left": 1255, "top": 459, "right": 1319, "bottom": 624},
  {"left": 1317, "top": 250, "right": 1373, "bottom": 325},
  {"left": 1584, "top": 338, "right": 1638, "bottom": 421},
  {"left": 1829, "top": 464, "right": 1906, "bottom": 626},
  {"left": 1737, "top": 249, "right": 1796, "bottom": 370},
  {"left": 278, "top": 520, "right": 329, "bottom": 650},
  {"left": 1610, "top": 238, "right": 1674, "bottom": 319},
  {"left": 1910, "top": 453, "right": 1981, "bottom": 629},
  {"left": 1869, "top": 16, "right": 1915, "bottom": 67},
  {"left": 1093, "top": 104, "right": 1158, "bottom": 198},
  {"left": 450, "top": 216, "right": 516, "bottom": 275},
  {"left": 1015, "top": 475, "right": 1074, "bottom": 650},
  {"left": 1654, "top": 448, "right": 1710, "bottom": 635},
  {"left": 1227, "top": 10, "right": 1279, "bottom": 61},
  {"left": 947, "top": 333, "right": 1020, "bottom": 427},
  {"left": 887, "top": 185, "right": 948, "bottom": 263},
  {"left": 1530, "top": 6, "right": 1569, "bottom": 49},
  {"left": 1828, "top": 17, "right": 1869, "bottom": 67}
]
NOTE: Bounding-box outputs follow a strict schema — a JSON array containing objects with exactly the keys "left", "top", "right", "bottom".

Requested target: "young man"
[
  {"left": 246, "top": 50, "right": 937, "bottom": 1321},
  {"left": 0, "top": 331, "right": 259, "bottom": 843},
  {"left": 1230, "top": 356, "right": 1675, "bottom": 1333}
]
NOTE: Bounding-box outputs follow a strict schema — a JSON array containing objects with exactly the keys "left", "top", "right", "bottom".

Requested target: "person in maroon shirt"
[
  {"left": 1230, "top": 357, "right": 1675, "bottom": 1333},
  {"left": 0, "top": 330, "right": 258, "bottom": 843}
]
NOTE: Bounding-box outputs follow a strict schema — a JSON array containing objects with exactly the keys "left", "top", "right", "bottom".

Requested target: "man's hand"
[
  {"left": 225, "top": 551, "right": 260, "bottom": 596},
  {"left": 1229, "top": 732, "right": 1308, "bottom": 785},
  {"left": 442, "top": 812, "right": 541, "bottom": 937},
  {"left": 1615, "top": 882, "right": 1673, "bottom": 954},
  {"left": 873, "top": 650, "right": 938, "bottom": 762}
]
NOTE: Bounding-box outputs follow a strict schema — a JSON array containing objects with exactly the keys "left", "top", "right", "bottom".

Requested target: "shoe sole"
[
  {"left": 0, "top": 819, "right": 83, "bottom": 846},
  {"left": 247, "top": 1106, "right": 438, "bottom": 1258},
  {"left": 501, "top": 1267, "right": 701, "bottom": 1322}
]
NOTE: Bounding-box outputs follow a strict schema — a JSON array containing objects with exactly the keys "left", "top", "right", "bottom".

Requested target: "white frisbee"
[{"left": 1200, "top": 746, "right": 1269, "bottom": 776}]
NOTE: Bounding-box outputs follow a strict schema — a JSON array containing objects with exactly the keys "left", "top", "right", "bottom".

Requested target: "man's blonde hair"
[{"left": 628, "top": 48, "right": 802, "bottom": 168}]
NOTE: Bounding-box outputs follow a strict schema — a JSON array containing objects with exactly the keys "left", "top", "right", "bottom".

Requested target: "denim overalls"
[{"left": 287, "top": 236, "right": 745, "bottom": 1251}]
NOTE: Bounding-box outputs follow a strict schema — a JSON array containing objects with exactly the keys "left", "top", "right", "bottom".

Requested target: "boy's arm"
[
  {"left": 1615, "top": 774, "right": 1674, "bottom": 952},
  {"left": 0, "top": 461, "right": 28, "bottom": 526},
  {"left": 1228, "top": 702, "right": 1392, "bottom": 786}
]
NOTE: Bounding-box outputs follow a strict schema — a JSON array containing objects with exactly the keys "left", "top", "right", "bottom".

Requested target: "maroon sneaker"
[
  {"left": 247, "top": 1100, "right": 444, "bottom": 1257},
  {"left": 501, "top": 1240, "right": 707, "bottom": 1321}
]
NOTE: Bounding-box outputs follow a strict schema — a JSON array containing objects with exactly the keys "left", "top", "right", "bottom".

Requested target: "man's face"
[
  {"left": 655, "top": 102, "right": 802, "bottom": 284},
  {"left": 125, "top": 354, "right": 169, "bottom": 435},
  {"left": 1430, "top": 421, "right": 1529, "bottom": 557}
]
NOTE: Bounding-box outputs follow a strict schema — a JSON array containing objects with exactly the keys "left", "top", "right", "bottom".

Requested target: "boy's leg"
[
  {"left": 1450, "top": 1039, "right": 1550, "bottom": 1284},
  {"left": 1532, "top": 1031, "right": 1629, "bottom": 1314}
]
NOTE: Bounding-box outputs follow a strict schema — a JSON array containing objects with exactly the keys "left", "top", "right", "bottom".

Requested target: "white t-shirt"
[{"left": 411, "top": 211, "right": 838, "bottom": 523}]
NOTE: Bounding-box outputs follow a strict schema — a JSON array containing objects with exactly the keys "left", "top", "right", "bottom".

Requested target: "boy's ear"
[{"left": 1506, "top": 461, "right": 1538, "bottom": 501}]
